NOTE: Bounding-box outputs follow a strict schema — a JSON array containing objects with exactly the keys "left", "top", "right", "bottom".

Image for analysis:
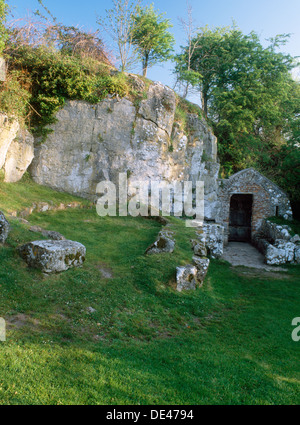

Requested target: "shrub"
[
  {"left": 7, "top": 46, "right": 130, "bottom": 136},
  {"left": 0, "top": 70, "right": 31, "bottom": 123}
]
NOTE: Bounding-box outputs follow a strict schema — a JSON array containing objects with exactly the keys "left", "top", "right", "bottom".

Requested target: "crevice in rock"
[{"left": 138, "top": 112, "right": 172, "bottom": 138}]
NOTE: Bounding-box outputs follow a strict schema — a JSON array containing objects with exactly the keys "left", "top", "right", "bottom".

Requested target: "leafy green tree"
[
  {"left": 0, "top": 0, "right": 8, "bottom": 55},
  {"left": 175, "top": 25, "right": 300, "bottom": 213},
  {"left": 130, "top": 4, "right": 175, "bottom": 77},
  {"left": 174, "top": 25, "right": 228, "bottom": 112}
]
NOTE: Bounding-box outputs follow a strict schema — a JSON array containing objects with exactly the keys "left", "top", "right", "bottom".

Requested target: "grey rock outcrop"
[
  {"left": 0, "top": 115, "right": 34, "bottom": 182},
  {"left": 4, "top": 129, "right": 34, "bottom": 183},
  {"left": 29, "top": 80, "right": 219, "bottom": 220},
  {"left": 0, "top": 115, "right": 19, "bottom": 170},
  {"left": 19, "top": 240, "right": 86, "bottom": 273},
  {"left": 0, "top": 211, "right": 10, "bottom": 244}
]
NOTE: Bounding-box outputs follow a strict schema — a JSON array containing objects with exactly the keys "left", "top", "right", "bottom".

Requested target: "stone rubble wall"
[
  {"left": 253, "top": 219, "right": 300, "bottom": 265},
  {"left": 194, "top": 223, "right": 224, "bottom": 259},
  {"left": 260, "top": 219, "right": 294, "bottom": 243}
]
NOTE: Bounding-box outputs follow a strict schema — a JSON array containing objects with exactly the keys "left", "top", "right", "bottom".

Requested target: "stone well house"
[{"left": 216, "top": 168, "right": 293, "bottom": 244}]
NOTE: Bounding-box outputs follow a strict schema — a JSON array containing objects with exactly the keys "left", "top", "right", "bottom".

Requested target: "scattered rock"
[
  {"left": 18, "top": 240, "right": 86, "bottom": 273},
  {"left": 265, "top": 243, "right": 287, "bottom": 266},
  {"left": 191, "top": 238, "right": 207, "bottom": 257},
  {"left": 87, "top": 307, "right": 97, "bottom": 314},
  {"left": 192, "top": 256, "right": 210, "bottom": 285},
  {"left": 145, "top": 229, "right": 175, "bottom": 254},
  {"left": 29, "top": 225, "right": 44, "bottom": 233},
  {"left": 44, "top": 231, "right": 66, "bottom": 241},
  {"left": 127, "top": 73, "right": 146, "bottom": 92},
  {"left": 176, "top": 265, "right": 198, "bottom": 292},
  {"left": 176, "top": 257, "right": 210, "bottom": 292},
  {"left": 29, "top": 226, "right": 66, "bottom": 241},
  {"left": 15, "top": 217, "right": 29, "bottom": 224},
  {"left": 0, "top": 211, "right": 10, "bottom": 244}
]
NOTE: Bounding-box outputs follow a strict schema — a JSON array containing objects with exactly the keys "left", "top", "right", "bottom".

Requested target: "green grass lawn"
[{"left": 0, "top": 178, "right": 299, "bottom": 405}]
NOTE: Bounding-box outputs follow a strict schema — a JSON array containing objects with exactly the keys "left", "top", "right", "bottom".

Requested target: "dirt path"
[{"left": 221, "top": 242, "right": 287, "bottom": 273}]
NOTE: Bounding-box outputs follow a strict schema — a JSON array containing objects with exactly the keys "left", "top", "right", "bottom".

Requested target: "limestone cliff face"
[
  {"left": 0, "top": 114, "right": 19, "bottom": 170},
  {"left": 29, "top": 81, "right": 220, "bottom": 220},
  {"left": 0, "top": 114, "right": 34, "bottom": 182}
]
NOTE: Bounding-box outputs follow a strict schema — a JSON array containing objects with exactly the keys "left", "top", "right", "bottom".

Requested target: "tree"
[
  {"left": 175, "top": 25, "right": 233, "bottom": 117},
  {"left": 130, "top": 4, "right": 175, "bottom": 77},
  {"left": 174, "top": 0, "right": 200, "bottom": 98},
  {"left": 0, "top": 0, "right": 8, "bottom": 55},
  {"left": 98, "top": 0, "right": 139, "bottom": 72},
  {"left": 175, "top": 25, "right": 300, "bottom": 211}
]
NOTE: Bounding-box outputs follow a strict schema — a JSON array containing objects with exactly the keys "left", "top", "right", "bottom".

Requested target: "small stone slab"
[
  {"left": 191, "top": 238, "right": 207, "bottom": 257},
  {"left": 145, "top": 229, "right": 175, "bottom": 254},
  {"left": 0, "top": 211, "right": 10, "bottom": 244},
  {"left": 29, "top": 226, "right": 66, "bottom": 241},
  {"left": 176, "top": 257, "right": 210, "bottom": 292},
  {"left": 176, "top": 265, "right": 198, "bottom": 292},
  {"left": 192, "top": 256, "right": 210, "bottom": 284},
  {"left": 19, "top": 240, "right": 86, "bottom": 273}
]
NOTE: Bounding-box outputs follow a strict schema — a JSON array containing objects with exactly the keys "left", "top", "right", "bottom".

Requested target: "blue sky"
[{"left": 7, "top": 0, "right": 300, "bottom": 101}]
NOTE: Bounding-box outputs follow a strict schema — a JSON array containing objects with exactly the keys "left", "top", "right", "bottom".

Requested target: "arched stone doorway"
[
  {"left": 217, "top": 168, "right": 293, "bottom": 244},
  {"left": 229, "top": 194, "right": 253, "bottom": 242}
]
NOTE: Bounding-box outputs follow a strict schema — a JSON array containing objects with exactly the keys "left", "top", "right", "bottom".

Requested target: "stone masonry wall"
[{"left": 217, "top": 168, "right": 292, "bottom": 244}]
